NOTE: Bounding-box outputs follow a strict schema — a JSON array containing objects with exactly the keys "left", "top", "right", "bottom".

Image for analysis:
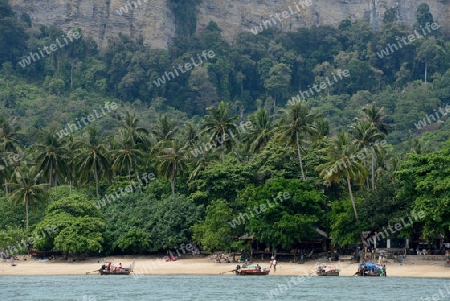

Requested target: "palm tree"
[
  {"left": 0, "top": 116, "right": 25, "bottom": 153},
  {"left": 151, "top": 115, "right": 179, "bottom": 148},
  {"left": 244, "top": 108, "right": 274, "bottom": 154},
  {"left": 76, "top": 128, "right": 110, "bottom": 197},
  {"left": 61, "top": 134, "right": 78, "bottom": 194},
  {"left": 156, "top": 140, "right": 188, "bottom": 195},
  {"left": 361, "top": 103, "right": 389, "bottom": 135},
  {"left": 183, "top": 121, "right": 200, "bottom": 149},
  {"left": 34, "top": 131, "right": 68, "bottom": 190},
  {"left": 275, "top": 102, "right": 320, "bottom": 181},
  {"left": 110, "top": 129, "right": 145, "bottom": 184},
  {"left": 9, "top": 165, "right": 48, "bottom": 229},
  {"left": 348, "top": 119, "right": 384, "bottom": 190},
  {"left": 360, "top": 103, "right": 389, "bottom": 190},
  {"left": 200, "top": 101, "right": 239, "bottom": 163},
  {"left": 317, "top": 132, "right": 368, "bottom": 221},
  {"left": 122, "top": 111, "right": 149, "bottom": 147},
  {"left": 0, "top": 116, "right": 25, "bottom": 196}
]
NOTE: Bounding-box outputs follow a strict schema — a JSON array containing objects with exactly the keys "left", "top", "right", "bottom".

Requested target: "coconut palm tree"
[
  {"left": 9, "top": 165, "right": 48, "bottom": 229},
  {"left": 183, "top": 121, "right": 200, "bottom": 149},
  {"left": 110, "top": 129, "right": 145, "bottom": 184},
  {"left": 0, "top": 116, "right": 25, "bottom": 153},
  {"left": 348, "top": 119, "right": 384, "bottom": 190},
  {"left": 61, "top": 134, "right": 77, "bottom": 194},
  {"left": 0, "top": 116, "right": 25, "bottom": 196},
  {"left": 360, "top": 103, "right": 389, "bottom": 189},
  {"left": 275, "top": 102, "right": 320, "bottom": 181},
  {"left": 122, "top": 111, "right": 149, "bottom": 147},
  {"left": 361, "top": 103, "right": 389, "bottom": 136},
  {"left": 34, "top": 131, "right": 68, "bottom": 190},
  {"left": 151, "top": 115, "right": 179, "bottom": 148},
  {"left": 316, "top": 132, "right": 368, "bottom": 221},
  {"left": 156, "top": 140, "right": 188, "bottom": 195},
  {"left": 244, "top": 108, "right": 274, "bottom": 154},
  {"left": 200, "top": 101, "right": 239, "bottom": 163},
  {"left": 76, "top": 128, "right": 110, "bottom": 197}
]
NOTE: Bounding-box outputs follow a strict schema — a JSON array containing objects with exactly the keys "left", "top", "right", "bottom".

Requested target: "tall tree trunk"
[
  {"left": 94, "top": 163, "right": 99, "bottom": 197},
  {"left": 128, "top": 161, "right": 131, "bottom": 185},
  {"left": 296, "top": 132, "right": 306, "bottom": 181},
  {"left": 347, "top": 175, "right": 358, "bottom": 222},
  {"left": 69, "top": 168, "right": 72, "bottom": 194},
  {"left": 363, "top": 161, "right": 369, "bottom": 189},
  {"left": 171, "top": 179, "right": 175, "bottom": 196},
  {"left": 4, "top": 179, "right": 8, "bottom": 197},
  {"left": 25, "top": 198, "right": 29, "bottom": 230},
  {"left": 49, "top": 161, "right": 53, "bottom": 189},
  {"left": 371, "top": 151, "right": 375, "bottom": 191},
  {"left": 171, "top": 164, "right": 176, "bottom": 196},
  {"left": 221, "top": 142, "right": 225, "bottom": 163},
  {"left": 424, "top": 60, "right": 427, "bottom": 83}
]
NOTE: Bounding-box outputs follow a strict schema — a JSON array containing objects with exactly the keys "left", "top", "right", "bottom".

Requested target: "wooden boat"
[
  {"left": 316, "top": 264, "right": 340, "bottom": 276},
  {"left": 98, "top": 261, "right": 135, "bottom": 275},
  {"left": 234, "top": 264, "right": 270, "bottom": 276},
  {"left": 355, "top": 262, "right": 386, "bottom": 276}
]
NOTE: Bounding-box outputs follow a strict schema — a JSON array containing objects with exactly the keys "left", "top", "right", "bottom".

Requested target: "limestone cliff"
[{"left": 10, "top": 0, "right": 450, "bottom": 48}]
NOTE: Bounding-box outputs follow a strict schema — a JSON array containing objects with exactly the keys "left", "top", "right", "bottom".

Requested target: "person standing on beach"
[{"left": 273, "top": 259, "right": 277, "bottom": 273}]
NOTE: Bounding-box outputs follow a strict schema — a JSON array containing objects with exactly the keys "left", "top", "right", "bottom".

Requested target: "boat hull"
[
  {"left": 235, "top": 269, "right": 270, "bottom": 276},
  {"left": 316, "top": 265, "right": 340, "bottom": 276},
  {"left": 317, "top": 271, "right": 340, "bottom": 276},
  {"left": 355, "top": 262, "right": 386, "bottom": 277},
  {"left": 99, "top": 269, "right": 131, "bottom": 275}
]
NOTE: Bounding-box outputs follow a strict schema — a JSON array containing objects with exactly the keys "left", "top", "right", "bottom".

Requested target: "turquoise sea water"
[{"left": 0, "top": 275, "right": 449, "bottom": 301}]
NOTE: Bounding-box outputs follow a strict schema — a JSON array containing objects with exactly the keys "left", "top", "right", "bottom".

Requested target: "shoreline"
[{"left": 1, "top": 256, "right": 449, "bottom": 278}]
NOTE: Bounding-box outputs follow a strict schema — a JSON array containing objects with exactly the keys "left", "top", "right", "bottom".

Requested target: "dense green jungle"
[{"left": 0, "top": 0, "right": 449, "bottom": 257}]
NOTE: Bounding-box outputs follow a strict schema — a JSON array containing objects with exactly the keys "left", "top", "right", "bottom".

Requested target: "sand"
[{"left": 1, "top": 256, "right": 449, "bottom": 278}]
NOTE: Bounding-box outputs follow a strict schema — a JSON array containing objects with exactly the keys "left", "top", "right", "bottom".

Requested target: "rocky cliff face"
[{"left": 10, "top": 0, "right": 449, "bottom": 48}]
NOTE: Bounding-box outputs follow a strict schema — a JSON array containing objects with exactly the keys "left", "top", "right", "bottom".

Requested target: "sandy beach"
[{"left": 1, "top": 256, "right": 449, "bottom": 278}]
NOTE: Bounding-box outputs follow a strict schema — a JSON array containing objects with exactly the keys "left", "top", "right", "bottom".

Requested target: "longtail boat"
[
  {"left": 234, "top": 264, "right": 270, "bottom": 276},
  {"left": 316, "top": 264, "right": 340, "bottom": 276},
  {"left": 98, "top": 261, "right": 135, "bottom": 275},
  {"left": 354, "top": 262, "right": 386, "bottom": 276}
]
